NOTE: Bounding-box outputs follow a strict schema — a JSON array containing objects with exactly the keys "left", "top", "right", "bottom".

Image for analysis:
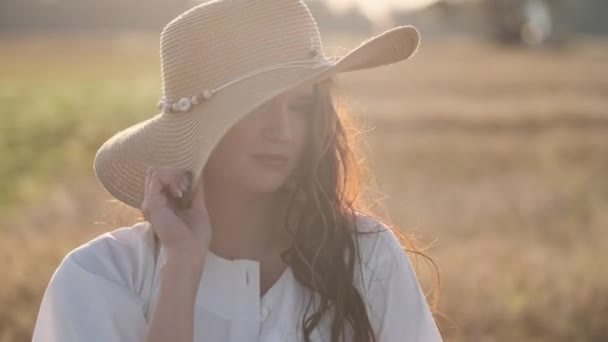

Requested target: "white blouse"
[{"left": 32, "top": 214, "right": 442, "bottom": 342}]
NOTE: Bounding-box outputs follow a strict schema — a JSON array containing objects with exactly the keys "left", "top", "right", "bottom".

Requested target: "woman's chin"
[{"left": 245, "top": 176, "right": 288, "bottom": 195}]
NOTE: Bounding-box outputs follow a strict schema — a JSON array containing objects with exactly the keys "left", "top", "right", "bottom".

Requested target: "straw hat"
[{"left": 94, "top": 0, "right": 420, "bottom": 209}]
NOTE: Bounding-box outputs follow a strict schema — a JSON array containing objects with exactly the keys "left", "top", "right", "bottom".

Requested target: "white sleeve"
[
  {"left": 362, "top": 228, "right": 442, "bottom": 342},
  {"left": 32, "top": 255, "right": 148, "bottom": 342}
]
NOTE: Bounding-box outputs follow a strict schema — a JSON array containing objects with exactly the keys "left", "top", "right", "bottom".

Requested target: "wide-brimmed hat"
[{"left": 94, "top": 0, "right": 420, "bottom": 209}]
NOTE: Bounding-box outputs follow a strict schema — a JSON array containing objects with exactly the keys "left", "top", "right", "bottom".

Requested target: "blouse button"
[{"left": 260, "top": 306, "right": 270, "bottom": 321}]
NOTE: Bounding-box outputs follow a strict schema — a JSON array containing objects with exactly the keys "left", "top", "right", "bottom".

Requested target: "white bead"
[
  {"left": 190, "top": 96, "right": 199, "bottom": 105},
  {"left": 202, "top": 89, "right": 213, "bottom": 100},
  {"left": 178, "top": 97, "right": 192, "bottom": 112},
  {"left": 171, "top": 102, "right": 180, "bottom": 112},
  {"left": 157, "top": 96, "right": 166, "bottom": 110},
  {"left": 309, "top": 37, "right": 316, "bottom": 53}
]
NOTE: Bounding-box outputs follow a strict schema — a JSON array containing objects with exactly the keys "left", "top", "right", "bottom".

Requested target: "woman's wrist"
[
  {"left": 147, "top": 253, "right": 205, "bottom": 342},
  {"left": 161, "top": 252, "right": 206, "bottom": 286}
]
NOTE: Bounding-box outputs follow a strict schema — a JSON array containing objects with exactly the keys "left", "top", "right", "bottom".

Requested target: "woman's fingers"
[
  {"left": 142, "top": 167, "right": 190, "bottom": 216},
  {"left": 140, "top": 167, "right": 211, "bottom": 257},
  {"left": 152, "top": 167, "right": 188, "bottom": 195},
  {"left": 150, "top": 170, "right": 181, "bottom": 199},
  {"left": 179, "top": 172, "right": 192, "bottom": 193}
]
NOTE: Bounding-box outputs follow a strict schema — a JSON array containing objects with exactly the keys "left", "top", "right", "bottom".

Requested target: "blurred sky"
[{"left": 325, "top": 0, "right": 441, "bottom": 22}]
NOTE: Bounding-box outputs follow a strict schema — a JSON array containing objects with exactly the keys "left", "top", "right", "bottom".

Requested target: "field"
[{"left": 1, "top": 32, "right": 607, "bottom": 341}]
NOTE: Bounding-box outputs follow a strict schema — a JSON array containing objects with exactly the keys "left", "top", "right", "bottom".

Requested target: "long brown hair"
[
  {"left": 280, "top": 77, "right": 439, "bottom": 342},
  {"left": 127, "top": 77, "right": 440, "bottom": 341}
]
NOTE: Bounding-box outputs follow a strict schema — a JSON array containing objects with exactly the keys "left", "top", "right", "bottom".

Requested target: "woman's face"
[{"left": 204, "top": 83, "right": 316, "bottom": 194}]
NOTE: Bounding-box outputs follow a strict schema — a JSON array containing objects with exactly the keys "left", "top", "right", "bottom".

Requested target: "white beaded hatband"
[{"left": 158, "top": 38, "right": 328, "bottom": 114}]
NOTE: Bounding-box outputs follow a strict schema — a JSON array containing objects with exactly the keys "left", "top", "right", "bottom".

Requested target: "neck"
[{"left": 201, "top": 180, "right": 287, "bottom": 261}]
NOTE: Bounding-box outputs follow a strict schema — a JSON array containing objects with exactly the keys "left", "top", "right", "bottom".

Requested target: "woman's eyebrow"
[{"left": 293, "top": 93, "right": 315, "bottom": 102}]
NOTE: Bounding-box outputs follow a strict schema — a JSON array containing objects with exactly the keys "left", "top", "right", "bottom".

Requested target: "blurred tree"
[
  {"left": 0, "top": 0, "right": 373, "bottom": 35},
  {"left": 306, "top": 0, "right": 372, "bottom": 35},
  {"left": 0, "top": 0, "right": 193, "bottom": 31},
  {"left": 571, "top": 0, "right": 608, "bottom": 35},
  {"left": 483, "top": 0, "right": 570, "bottom": 46}
]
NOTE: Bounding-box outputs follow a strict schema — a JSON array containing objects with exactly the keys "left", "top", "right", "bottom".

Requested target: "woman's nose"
[{"left": 262, "top": 101, "right": 293, "bottom": 141}]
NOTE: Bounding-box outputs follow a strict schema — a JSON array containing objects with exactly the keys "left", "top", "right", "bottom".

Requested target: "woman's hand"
[{"left": 141, "top": 167, "right": 212, "bottom": 262}]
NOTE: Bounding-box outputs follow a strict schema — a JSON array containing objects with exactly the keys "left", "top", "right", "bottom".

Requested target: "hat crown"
[{"left": 159, "top": 0, "right": 323, "bottom": 104}]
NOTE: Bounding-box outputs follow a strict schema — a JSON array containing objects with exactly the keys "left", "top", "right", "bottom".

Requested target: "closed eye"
[
  {"left": 289, "top": 102, "right": 313, "bottom": 113},
  {"left": 289, "top": 94, "right": 315, "bottom": 113}
]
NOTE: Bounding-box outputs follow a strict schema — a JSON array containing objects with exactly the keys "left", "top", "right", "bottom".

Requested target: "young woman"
[{"left": 32, "top": 0, "right": 441, "bottom": 341}]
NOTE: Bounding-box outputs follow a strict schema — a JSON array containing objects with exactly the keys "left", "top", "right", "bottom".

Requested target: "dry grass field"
[{"left": 1, "top": 32, "right": 607, "bottom": 341}]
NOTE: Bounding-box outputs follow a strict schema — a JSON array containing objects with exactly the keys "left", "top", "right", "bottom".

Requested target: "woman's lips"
[{"left": 251, "top": 153, "right": 289, "bottom": 168}]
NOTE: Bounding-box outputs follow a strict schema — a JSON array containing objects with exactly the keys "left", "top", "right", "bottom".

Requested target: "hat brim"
[{"left": 94, "top": 26, "right": 420, "bottom": 209}]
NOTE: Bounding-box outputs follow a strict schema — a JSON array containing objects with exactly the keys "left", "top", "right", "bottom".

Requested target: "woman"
[{"left": 32, "top": 0, "right": 441, "bottom": 341}]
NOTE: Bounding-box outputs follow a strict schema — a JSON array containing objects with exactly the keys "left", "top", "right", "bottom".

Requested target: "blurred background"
[{"left": 1, "top": 0, "right": 607, "bottom": 341}]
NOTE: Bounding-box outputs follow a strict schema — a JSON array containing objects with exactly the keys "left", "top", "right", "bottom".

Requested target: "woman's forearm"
[{"left": 145, "top": 255, "right": 205, "bottom": 342}]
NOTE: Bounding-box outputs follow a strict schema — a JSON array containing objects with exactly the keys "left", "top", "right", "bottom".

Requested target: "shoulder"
[
  {"left": 352, "top": 212, "right": 405, "bottom": 267},
  {"left": 350, "top": 213, "right": 442, "bottom": 340},
  {"left": 59, "top": 221, "right": 157, "bottom": 297},
  {"left": 33, "top": 222, "right": 156, "bottom": 341},
  {"left": 350, "top": 212, "right": 415, "bottom": 294}
]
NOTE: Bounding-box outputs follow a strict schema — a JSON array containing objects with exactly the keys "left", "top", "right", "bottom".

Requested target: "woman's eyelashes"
[{"left": 256, "top": 98, "right": 312, "bottom": 116}]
